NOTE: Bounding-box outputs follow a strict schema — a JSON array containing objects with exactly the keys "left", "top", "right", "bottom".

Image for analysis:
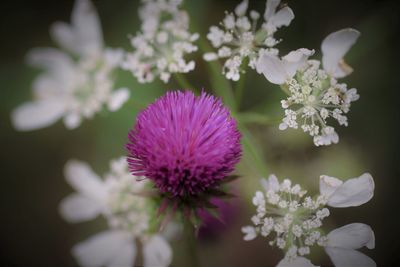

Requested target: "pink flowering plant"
[{"left": 10, "top": 0, "right": 376, "bottom": 266}]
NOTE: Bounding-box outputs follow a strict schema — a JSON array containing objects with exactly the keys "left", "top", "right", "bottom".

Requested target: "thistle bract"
[{"left": 127, "top": 91, "right": 241, "bottom": 199}]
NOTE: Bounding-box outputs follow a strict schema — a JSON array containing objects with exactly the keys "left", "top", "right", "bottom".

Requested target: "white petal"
[
  {"left": 50, "top": 22, "right": 77, "bottom": 54},
  {"left": 107, "top": 88, "right": 130, "bottom": 112},
  {"left": 277, "top": 256, "right": 318, "bottom": 267},
  {"left": 326, "top": 223, "right": 375, "bottom": 250},
  {"left": 64, "top": 113, "right": 82, "bottom": 129},
  {"left": 282, "top": 48, "right": 314, "bottom": 78},
  {"left": 264, "top": 0, "right": 280, "bottom": 21},
  {"left": 327, "top": 173, "right": 374, "bottom": 207},
  {"left": 26, "top": 48, "right": 72, "bottom": 70},
  {"left": 256, "top": 53, "right": 287, "bottom": 84},
  {"left": 71, "top": 0, "right": 104, "bottom": 56},
  {"left": 64, "top": 160, "right": 107, "bottom": 203},
  {"left": 241, "top": 226, "right": 257, "bottom": 241},
  {"left": 104, "top": 48, "right": 124, "bottom": 68},
  {"left": 72, "top": 230, "right": 134, "bottom": 267},
  {"left": 261, "top": 174, "right": 280, "bottom": 192},
  {"left": 321, "top": 28, "right": 360, "bottom": 78},
  {"left": 26, "top": 48, "right": 76, "bottom": 89},
  {"left": 203, "top": 52, "right": 218, "bottom": 61},
  {"left": 107, "top": 241, "right": 136, "bottom": 267},
  {"left": 162, "top": 222, "right": 182, "bottom": 241},
  {"left": 59, "top": 193, "right": 102, "bottom": 223},
  {"left": 269, "top": 7, "right": 294, "bottom": 28},
  {"left": 325, "top": 247, "right": 376, "bottom": 267},
  {"left": 143, "top": 235, "right": 172, "bottom": 267},
  {"left": 235, "top": 0, "right": 248, "bottom": 16},
  {"left": 11, "top": 100, "right": 65, "bottom": 131},
  {"left": 319, "top": 175, "right": 343, "bottom": 198}
]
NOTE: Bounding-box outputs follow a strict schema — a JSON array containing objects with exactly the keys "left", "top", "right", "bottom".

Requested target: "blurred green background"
[{"left": 1, "top": 0, "right": 399, "bottom": 266}]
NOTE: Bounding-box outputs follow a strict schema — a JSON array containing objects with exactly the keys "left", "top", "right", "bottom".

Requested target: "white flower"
[
  {"left": 242, "top": 173, "right": 375, "bottom": 267},
  {"left": 321, "top": 28, "right": 360, "bottom": 78},
  {"left": 241, "top": 226, "right": 257, "bottom": 241},
  {"left": 11, "top": 0, "right": 129, "bottom": 131},
  {"left": 256, "top": 48, "right": 314, "bottom": 85},
  {"left": 257, "top": 28, "right": 360, "bottom": 146},
  {"left": 204, "top": 0, "right": 294, "bottom": 81},
  {"left": 60, "top": 157, "right": 173, "bottom": 267},
  {"left": 319, "top": 173, "right": 374, "bottom": 208},
  {"left": 263, "top": 0, "right": 295, "bottom": 34},
  {"left": 324, "top": 223, "right": 376, "bottom": 267},
  {"left": 242, "top": 175, "right": 327, "bottom": 261},
  {"left": 122, "top": 0, "right": 198, "bottom": 83},
  {"left": 277, "top": 256, "right": 317, "bottom": 267}
]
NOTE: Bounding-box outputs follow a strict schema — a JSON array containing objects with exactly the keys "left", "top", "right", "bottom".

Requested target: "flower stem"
[
  {"left": 235, "top": 58, "right": 249, "bottom": 110},
  {"left": 173, "top": 73, "right": 198, "bottom": 94},
  {"left": 280, "top": 84, "right": 291, "bottom": 95},
  {"left": 234, "top": 73, "right": 246, "bottom": 111},
  {"left": 183, "top": 219, "right": 200, "bottom": 267},
  {"left": 236, "top": 112, "right": 281, "bottom": 126}
]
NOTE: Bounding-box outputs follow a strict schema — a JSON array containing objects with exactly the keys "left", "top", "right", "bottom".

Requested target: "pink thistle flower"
[{"left": 126, "top": 91, "right": 241, "bottom": 201}]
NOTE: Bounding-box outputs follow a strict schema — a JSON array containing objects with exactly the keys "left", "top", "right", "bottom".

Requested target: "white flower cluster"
[
  {"left": 257, "top": 28, "right": 361, "bottom": 146},
  {"left": 204, "top": 0, "right": 294, "bottom": 81},
  {"left": 242, "top": 173, "right": 376, "bottom": 267},
  {"left": 103, "top": 158, "right": 150, "bottom": 237},
  {"left": 11, "top": 0, "right": 129, "bottom": 131},
  {"left": 122, "top": 0, "right": 199, "bottom": 83},
  {"left": 280, "top": 60, "right": 360, "bottom": 146},
  {"left": 60, "top": 157, "right": 172, "bottom": 267}
]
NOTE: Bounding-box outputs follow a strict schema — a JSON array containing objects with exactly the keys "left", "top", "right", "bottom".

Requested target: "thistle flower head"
[{"left": 127, "top": 91, "right": 242, "bottom": 199}]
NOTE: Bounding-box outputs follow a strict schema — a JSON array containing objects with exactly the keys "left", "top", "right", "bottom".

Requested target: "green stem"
[
  {"left": 173, "top": 73, "right": 198, "bottom": 94},
  {"left": 197, "top": 38, "right": 237, "bottom": 111},
  {"left": 236, "top": 112, "right": 281, "bottom": 126},
  {"left": 234, "top": 72, "right": 246, "bottom": 111},
  {"left": 239, "top": 125, "right": 269, "bottom": 177},
  {"left": 280, "top": 84, "right": 291, "bottom": 96},
  {"left": 183, "top": 220, "right": 200, "bottom": 267}
]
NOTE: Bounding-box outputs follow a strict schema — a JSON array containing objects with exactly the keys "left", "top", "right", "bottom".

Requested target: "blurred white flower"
[
  {"left": 319, "top": 173, "right": 374, "bottom": 208},
  {"left": 324, "top": 223, "right": 376, "bottom": 267},
  {"left": 242, "top": 173, "right": 375, "bottom": 267},
  {"left": 257, "top": 28, "right": 360, "bottom": 146},
  {"left": 277, "top": 256, "right": 317, "bottom": 267},
  {"left": 11, "top": 0, "right": 129, "bottom": 131},
  {"left": 122, "top": 0, "right": 198, "bottom": 83},
  {"left": 60, "top": 157, "right": 173, "bottom": 267},
  {"left": 204, "top": 0, "right": 294, "bottom": 81}
]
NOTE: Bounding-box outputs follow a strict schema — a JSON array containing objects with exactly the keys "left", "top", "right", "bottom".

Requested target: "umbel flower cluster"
[
  {"left": 9, "top": 0, "right": 376, "bottom": 266},
  {"left": 121, "top": 0, "right": 199, "bottom": 83},
  {"left": 204, "top": 0, "right": 294, "bottom": 81},
  {"left": 242, "top": 174, "right": 376, "bottom": 267},
  {"left": 60, "top": 157, "right": 173, "bottom": 267},
  {"left": 257, "top": 29, "right": 361, "bottom": 146},
  {"left": 11, "top": 0, "right": 129, "bottom": 130}
]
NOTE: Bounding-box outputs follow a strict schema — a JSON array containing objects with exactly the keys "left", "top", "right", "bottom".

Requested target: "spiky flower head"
[{"left": 126, "top": 91, "right": 241, "bottom": 207}]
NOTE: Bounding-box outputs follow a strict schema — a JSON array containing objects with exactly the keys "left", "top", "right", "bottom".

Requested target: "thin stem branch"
[
  {"left": 173, "top": 73, "right": 198, "bottom": 94},
  {"left": 183, "top": 219, "right": 200, "bottom": 267},
  {"left": 234, "top": 72, "right": 246, "bottom": 111},
  {"left": 236, "top": 112, "right": 281, "bottom": 126}
]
